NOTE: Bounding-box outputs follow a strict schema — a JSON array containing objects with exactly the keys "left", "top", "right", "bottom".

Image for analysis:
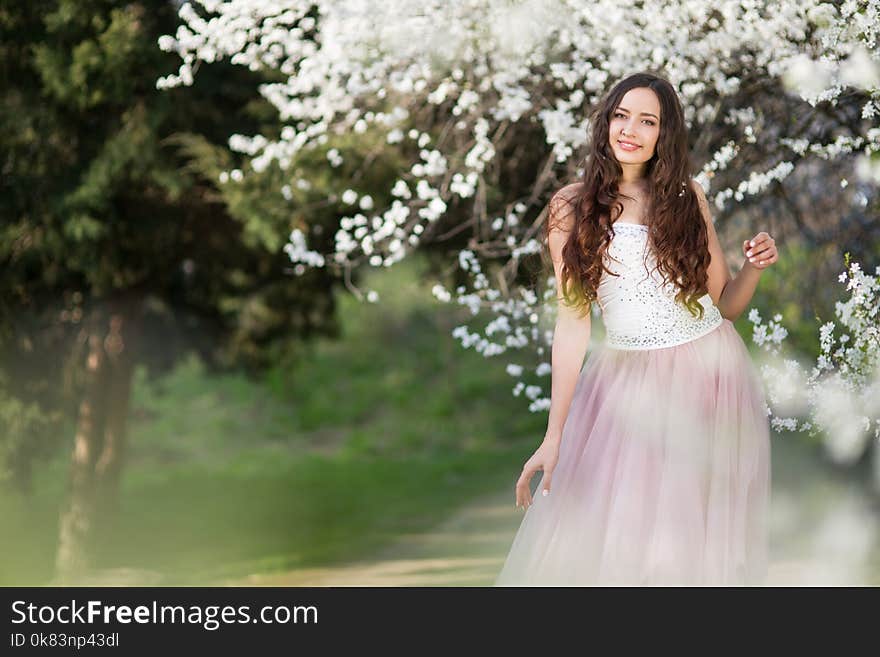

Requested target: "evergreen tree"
[{"left": 0, "top": 0, "right": 347, "bottom": 582}]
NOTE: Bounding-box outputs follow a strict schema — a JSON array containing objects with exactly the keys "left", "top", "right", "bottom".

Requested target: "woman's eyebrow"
[{"left": 617, "top": 106, "right": 659, "bottom": 120}]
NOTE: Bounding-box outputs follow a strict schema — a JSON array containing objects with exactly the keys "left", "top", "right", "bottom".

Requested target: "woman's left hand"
[{"left": 742, "top": 231, "right": 778, "bottom": 270}]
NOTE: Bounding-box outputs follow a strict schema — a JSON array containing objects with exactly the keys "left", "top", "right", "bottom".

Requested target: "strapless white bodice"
[{"left": 597, "top": 222, "right": 724, "bottom": 350}]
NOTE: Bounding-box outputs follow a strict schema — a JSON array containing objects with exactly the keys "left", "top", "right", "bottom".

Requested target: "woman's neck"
[{"left": 618, "top": 178, "right": 648, "bottom": 195}]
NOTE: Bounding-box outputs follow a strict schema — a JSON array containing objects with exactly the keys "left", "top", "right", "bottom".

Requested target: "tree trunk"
[
  {"left": 54, "top": 292, "right": 143, "bottom": 584},
  {"left": 94, "top": 309, "right": 138, "bottom": 518},
  {"left": 54, "top": 320, "right": 107, "bottom": 583}
]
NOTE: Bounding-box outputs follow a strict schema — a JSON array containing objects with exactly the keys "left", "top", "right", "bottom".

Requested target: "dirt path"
[
  {"left": 230, "top": 437, "right": 880, "bottom": 587},
  {"left": 230, "top": 485, "right": 516, "bottom": 586}
]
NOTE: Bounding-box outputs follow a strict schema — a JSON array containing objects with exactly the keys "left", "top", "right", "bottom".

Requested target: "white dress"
[{"left": 495, "top": 221, "right": 772, "bottom": 586}]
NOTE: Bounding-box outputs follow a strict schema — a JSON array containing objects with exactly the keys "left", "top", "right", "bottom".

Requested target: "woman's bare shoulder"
[
  {"left": 547, "top": 182, "right": 584, "bottom": 232},
  {"left": 553, "top": 182, "right": 584, "bottom": 204}
]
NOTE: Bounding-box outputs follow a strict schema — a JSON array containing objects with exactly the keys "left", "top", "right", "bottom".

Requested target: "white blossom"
[
  {"left": 750, "top": 260, "right": 880, "bottom": 465},
  {"left": 158, "top": 0, "right": 880, "bottom": 415}
]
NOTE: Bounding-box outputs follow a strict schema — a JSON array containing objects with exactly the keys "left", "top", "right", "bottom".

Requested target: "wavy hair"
[{"left": 542, "top": 71, "right": 710, "bottom": 320}]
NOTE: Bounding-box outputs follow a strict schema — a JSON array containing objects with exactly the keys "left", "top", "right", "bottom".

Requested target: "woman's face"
[{"left": 608, "top": 87, "right": 661, "bottom": 164}]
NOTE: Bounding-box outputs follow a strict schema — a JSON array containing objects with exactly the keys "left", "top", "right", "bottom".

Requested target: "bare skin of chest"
[{"left": 611, "top": 187, "right": 649, "bottom": 226}]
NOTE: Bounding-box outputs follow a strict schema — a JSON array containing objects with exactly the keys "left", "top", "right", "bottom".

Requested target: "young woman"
[{"left": 495, "top": 72, "right": 776, "bottom": 586}]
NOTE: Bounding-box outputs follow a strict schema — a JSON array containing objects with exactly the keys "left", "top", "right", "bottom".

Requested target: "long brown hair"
[{"left": 542, "top": 71, "right": 710, "bottom": 320}]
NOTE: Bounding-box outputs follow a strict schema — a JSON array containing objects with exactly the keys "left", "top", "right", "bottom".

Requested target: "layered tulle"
[{"left": 495, "top": 319, "right": 771, "bottom": 587}]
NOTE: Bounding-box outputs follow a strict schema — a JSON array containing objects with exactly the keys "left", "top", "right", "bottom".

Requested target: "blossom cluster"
[{"left": 749, "top": 259, "right": 880, "bottom": 464}]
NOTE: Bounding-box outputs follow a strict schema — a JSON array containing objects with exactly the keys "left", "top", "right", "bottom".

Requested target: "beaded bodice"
[{"left": 597, "top": 222, "right": 724, "bottom": 350}]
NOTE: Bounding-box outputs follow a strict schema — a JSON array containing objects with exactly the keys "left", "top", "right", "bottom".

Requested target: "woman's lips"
[{"left": 617, "top": 140, "right": 641, "bottom": 151}]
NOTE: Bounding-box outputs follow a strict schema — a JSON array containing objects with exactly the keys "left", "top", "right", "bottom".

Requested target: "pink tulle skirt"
[{"left": 495, "top": 319, "right": 771, "bottom": 586}]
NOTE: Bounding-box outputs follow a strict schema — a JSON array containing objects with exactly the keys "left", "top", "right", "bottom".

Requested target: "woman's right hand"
[{"left": 515, "top": 438, "right": 560, "bottom": 510}]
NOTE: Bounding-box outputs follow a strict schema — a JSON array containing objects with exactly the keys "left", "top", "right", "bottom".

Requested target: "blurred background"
[{"left": 1, "top": 0, "right": 879, "bottom": 586}]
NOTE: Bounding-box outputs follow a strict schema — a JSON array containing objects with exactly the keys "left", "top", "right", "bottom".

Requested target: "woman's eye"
[{"left": 614, "top": 112, "right": 654, "bottom": 125}]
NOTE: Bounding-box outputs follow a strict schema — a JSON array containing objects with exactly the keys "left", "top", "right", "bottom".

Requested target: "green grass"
[{"left": 0, "top": 255, "right": 546, "bottom": 585}]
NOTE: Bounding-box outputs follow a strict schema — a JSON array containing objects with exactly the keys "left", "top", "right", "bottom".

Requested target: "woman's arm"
[
  {"left": 717, "top": 261, "right": 764, "bottom": 322},
  {"left": 515, "top": 187, "right": 591, "bottom": 507},
  {"left": 544, "top": 308, "right": 591, "bottom": 444},
  {"left": 542, "top": 188, "right": 592, "bottom": 446},
  {"left": 691, "top": 179, "right": 764, "bottom": 322}
]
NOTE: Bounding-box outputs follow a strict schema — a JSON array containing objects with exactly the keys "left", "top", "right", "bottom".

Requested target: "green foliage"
[
  {"left": 0, "top": 0, "right": 405, "bottom": 485},
  {"left": 743, "top": 238, "right": 837, "bottom": 358},
  {"left": 0, "top": 377, "right": 61, "bottom": 492}
]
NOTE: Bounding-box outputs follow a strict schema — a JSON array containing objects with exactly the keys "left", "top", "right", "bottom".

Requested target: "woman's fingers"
[
  {"left": 748, "top": 247, "right": 774, "bottom": 263},
  {"left": 749, "top": 247, "right": 773, "bottom": 258},
  {"left": 750, "top": 250, "right": 778, "bottom": 268},
  {"left": 541, "top": 466, "right": 554, "bottom": 496},
  {"left": 758, "top": 252, "right": 778, "bottom": 267},
  {"left": 515, "top": 465, "right": 536, "bottom": 509},
  {"left": 745, "top": 237, "right": 773, "bottom": 256},
  {"left": 745, "top": 234, "right": 777, "bottom": 267},
  {"left": 748, "top": 231, "right": 770, "bottom": 247}
]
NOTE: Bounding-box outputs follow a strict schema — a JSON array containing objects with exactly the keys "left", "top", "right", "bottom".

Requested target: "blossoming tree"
[{"left": 157, "top": 0, "right": 880, "bottom": 461}]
